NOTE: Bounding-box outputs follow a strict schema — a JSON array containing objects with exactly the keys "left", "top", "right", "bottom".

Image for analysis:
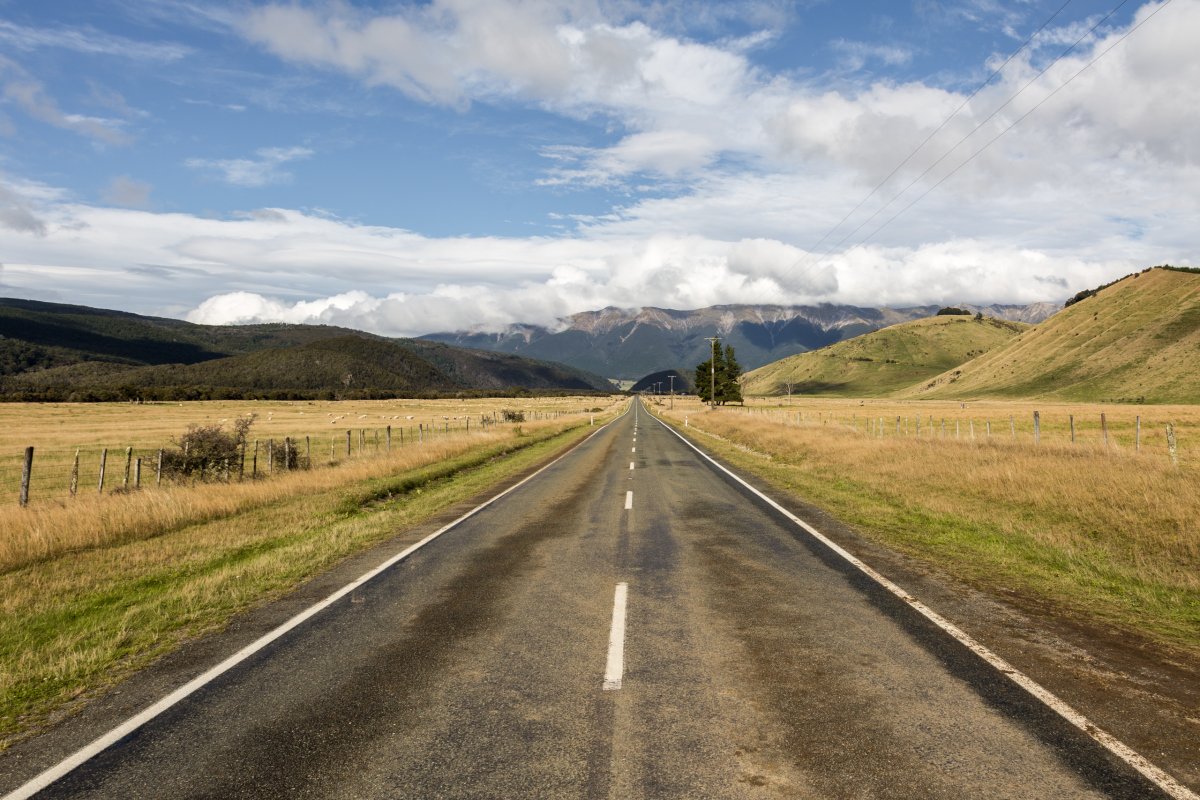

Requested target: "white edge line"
[
  {"left": 603, "top": 582, "right": 629, "bottom": 691},
  {"left": 647, "top": 404, "right": 1198, "bottom": 800},
  {"left": 3, "top": 403, "right": 635, "bottom": 800}
]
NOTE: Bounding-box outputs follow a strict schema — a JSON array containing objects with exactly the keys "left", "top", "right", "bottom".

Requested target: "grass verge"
[
  {"left": 0, "top": 417, "right": 607, "bottom": 748},
  {"left": 652, "top": 400, "right": 1199, "bottom": 659}
]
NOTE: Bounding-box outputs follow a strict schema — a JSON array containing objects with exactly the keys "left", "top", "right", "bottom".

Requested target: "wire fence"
[
  {"left": 719, "top": 403, "right": 1189, "bottom": 465},
  {"left": 5, "top": 408, "right": 588, "bottom": 509}
]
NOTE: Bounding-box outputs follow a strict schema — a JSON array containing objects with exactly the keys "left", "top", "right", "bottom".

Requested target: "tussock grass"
[
  {"left": 2, "top": 426, "right": 533, "bottom": 573},
  {"left": 743, "top": 314, "right": 1025, "bottom": 397},
  {"left": 902, "top": 267, "right": 1200, "bottom": 403},
  {"left": 655, "top": 397, "right": 1199, "bottom": 653}
]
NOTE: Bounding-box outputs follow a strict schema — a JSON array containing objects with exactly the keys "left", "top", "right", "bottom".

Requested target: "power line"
[
  {"left": 855, "top": 0, "right": 1177, "bottom": 248},
  {"left": 795, "top": 0, "right": 1076, "bottom": 265},
  {"left": 817, "top": 0, "right": 1136, "bottom": 260}
]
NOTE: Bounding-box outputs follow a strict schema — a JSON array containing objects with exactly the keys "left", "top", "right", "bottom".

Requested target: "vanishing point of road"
[{"left": 0, "top": 399, "right": 1182, "bottom": 799}]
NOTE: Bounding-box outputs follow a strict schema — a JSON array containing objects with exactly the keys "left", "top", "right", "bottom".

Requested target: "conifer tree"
[{"left": 695, "top": 344, "right": 743, "bottom": 405}]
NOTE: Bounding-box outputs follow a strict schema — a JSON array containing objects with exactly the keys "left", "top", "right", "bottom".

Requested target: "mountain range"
[{"left": 423, "top": 302, "right": 1060, "bottom": 380}]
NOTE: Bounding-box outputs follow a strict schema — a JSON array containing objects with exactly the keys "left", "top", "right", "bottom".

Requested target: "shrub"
[
  {"left": 163, "top": 414, "right": 255, "bottom": 481},
  {"left": 501, "top": 409, "right": 525, "bottom": 422}
]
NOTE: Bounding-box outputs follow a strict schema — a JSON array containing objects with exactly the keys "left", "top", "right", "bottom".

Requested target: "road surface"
[{"left": 0, "top": 400, "right": 1175, "bottom": 799}]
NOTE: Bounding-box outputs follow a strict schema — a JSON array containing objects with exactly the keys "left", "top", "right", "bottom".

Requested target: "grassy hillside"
[
  {"left": 901, "top": 267, "right": 1200, "bottom": 403},
  {"left": 743, "top": 315, "right": 1026, "bottom": 397},
  {"left": 0, "top": 299, "right": 611, "bottom": 399}
]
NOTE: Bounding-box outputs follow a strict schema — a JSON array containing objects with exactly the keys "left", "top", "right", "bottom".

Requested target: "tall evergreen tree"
[
  {"left": 695, "top": 344, "right": 743, "bottom": 405},
  {"left": 721, "top": 344, "right": 743, "bottom": 404}
]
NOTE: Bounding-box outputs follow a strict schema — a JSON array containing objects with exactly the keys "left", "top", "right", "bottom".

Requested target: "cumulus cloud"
[
  {"left": 185, "top": 146, "right": 314, "bottom": 187},
  {"left": 0, "top": 192, "right": 1170, "bottom": 336}
]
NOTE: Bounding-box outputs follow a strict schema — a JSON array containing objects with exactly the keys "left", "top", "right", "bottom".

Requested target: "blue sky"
[{"left": 0, "top": 0, "right": 1196, "bottom": 334}]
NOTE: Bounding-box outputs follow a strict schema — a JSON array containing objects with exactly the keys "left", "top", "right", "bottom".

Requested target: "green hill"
[
  {"left": 743, "top": 314, "right": 1026, "bottom": 397},
  {"left": 899, "top": 266, "right": 1200, "bottom": 403},
  {"left": 0, "top": 299, "right": 611, "bottom": 400},
  {"left": 630, "top": 369, "right": 693, "bottom": 394}
]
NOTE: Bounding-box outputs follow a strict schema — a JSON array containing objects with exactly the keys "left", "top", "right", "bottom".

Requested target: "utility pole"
[
  {"left": 668, "top": 374, "right": 675, "bottom": 410},
  {"left": 704, "top": 336, "right": 720, "bottom": 408}
]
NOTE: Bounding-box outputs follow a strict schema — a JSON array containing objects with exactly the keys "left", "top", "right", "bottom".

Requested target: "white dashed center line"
[
  {"left": 603, "top": 583, "right": 629, "bottom": 691},
  {"left": 624, "top": 490, "right": 633, "bottom": 510}
]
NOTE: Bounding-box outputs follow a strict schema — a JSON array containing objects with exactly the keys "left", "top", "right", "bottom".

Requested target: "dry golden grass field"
[
  {"left": 651, "top": 395, "right": 1199, "bottom": 656},
  {"left": 0, "top": 396, "right": 619, "bottom": 507}
]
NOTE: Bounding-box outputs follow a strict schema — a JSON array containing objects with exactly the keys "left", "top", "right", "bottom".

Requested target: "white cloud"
[
  {"left": 830, "top": 39, "right": 915, "bottom": 71},
  {"left": 235, "top": 0, "right": 1200, "bottom": 200},
  {"left": 0, "top": 196, "right": 1182, "bottom": 337},
  {"left": 185, "top": 146, "right": 314, "bottom": 187},
  {"left": 0, "top": 56, "right": 130, "bottom": 144},
  {"left": 102, "top": 176, "right": 152, "bottom": 209},
  {"left": 0, "top": 181, "right": 47, "bottom": 235},
  {"left": 0, "top": 20, "right": 191, "bottom": 61}
]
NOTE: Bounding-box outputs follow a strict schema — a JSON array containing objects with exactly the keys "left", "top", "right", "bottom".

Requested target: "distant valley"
[{"left": 423, "top": 302, "right": 1060, "bottom": 380}]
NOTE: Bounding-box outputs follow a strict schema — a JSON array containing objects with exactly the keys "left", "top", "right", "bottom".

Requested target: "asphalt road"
[{"left": 2, "top": 400, "right": 1173, "bottom": 799}]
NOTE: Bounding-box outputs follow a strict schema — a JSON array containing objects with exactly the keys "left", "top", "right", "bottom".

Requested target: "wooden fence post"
[
  {"left": 70, "top": 449, "right": 80, "bottom": 497},
  {"left": 1033, "top": 411, "right": 1040, "bottom": 445},
  {"left": 306, "top": 436, "right": 311, "bottom": 469},
  {"left": 346, "top": 429, "right": 351, "bottom": 457},
  {"left": 986, "top": 421, "right": 992, "bottom": 438},
  {"left": 158, "top": 448, "right": 165, "bottom": 486},
  {"left": 1166, "top": 423, "right": 1178, "bottom": 467},
  {"left": 1101, "top": 413, "right": 1109, "bottom": 449},
  {"left": 267, "top": 439, "right": 274, "bottom": 473},
  {"left": 123, "top": 447, "right": 133, "bottom": 487},
  {"left": 1069, "top": 415, "right": 1075, "bottom": 444},
  {"left": 386, "top": 425, "right": 392, "bottom": 452},
  {"left": 1136, "top": 416, "right": 1141, "bottom": 452},
  {"left": 135, "top": 458, "right": 142, "bottom": 489},
  {"left": 1010, "top": 416, "right": 1016, "bottom": 439},
  {"left": 283, "top": 437, "right": 291, "bottom": 471},
  {"left": 98, "top": 447, "right": 108, "bottom": 494},
  {"left": 252, "top": 439, "right": 259, "bottom": 477},
  {"left": 19, "top": 446, "right": 33, "bottom": 507}
]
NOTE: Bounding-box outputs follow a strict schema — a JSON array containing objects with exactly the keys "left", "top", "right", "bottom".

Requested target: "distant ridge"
[
  {"left": 898, "top": 267, "right": 1200, "bottom": 403},
  {"left": 0, "top": 299, "right": 611, "bottom": 400},
  {"left": 423, "top": 301, "right": 1059, "bottom": 380}
]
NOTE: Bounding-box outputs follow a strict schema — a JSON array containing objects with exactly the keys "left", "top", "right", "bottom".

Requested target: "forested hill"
[{"left": 0, "top": 298, "right": 612, "bottom": 400}]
